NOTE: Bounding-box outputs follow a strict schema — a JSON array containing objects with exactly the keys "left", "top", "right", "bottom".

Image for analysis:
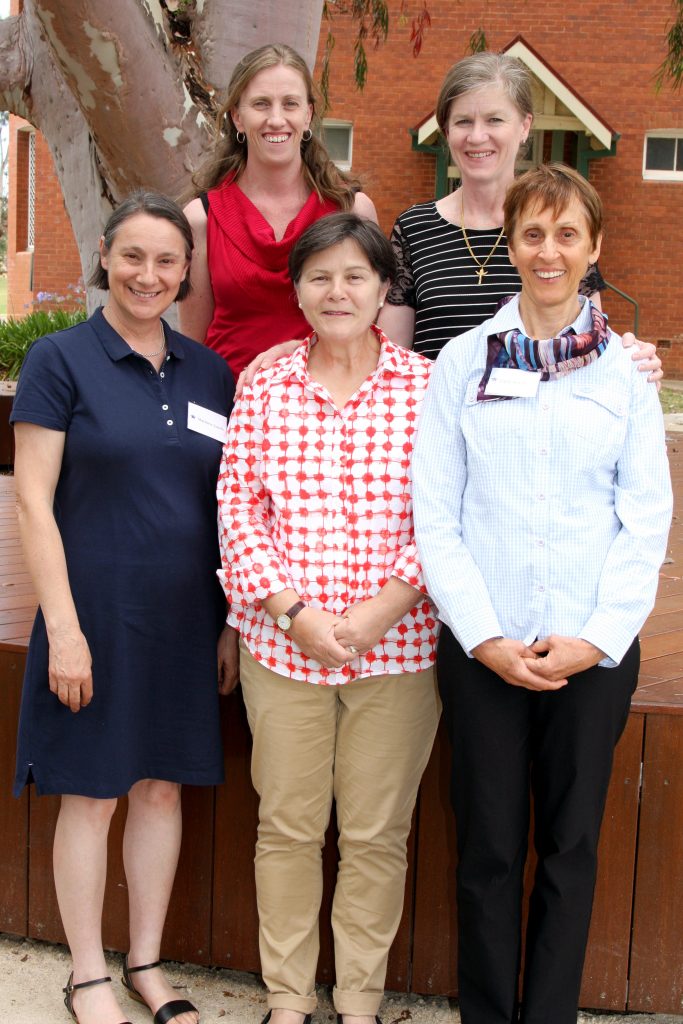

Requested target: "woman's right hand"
[
  {"left": 235, "top": 339, "right": 304, "bottom": 397},
  {"left": 289, "top": 607, "right": 354, "bottom": 669},
  {"left": 48, "top": 629, "right": 93, "bottom": 712},
  {"left": 471, "top": 637, "right": 568, "bottom": 691}
]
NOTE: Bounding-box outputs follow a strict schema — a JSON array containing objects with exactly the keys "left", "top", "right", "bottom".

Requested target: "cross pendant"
[{"left": 476, "top": 267, "right": 487, "bottom": 285}]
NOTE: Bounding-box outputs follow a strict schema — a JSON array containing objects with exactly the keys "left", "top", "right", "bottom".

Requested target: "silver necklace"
[{"left": 129, "top": 321, "right": 167, "bottom": 359}]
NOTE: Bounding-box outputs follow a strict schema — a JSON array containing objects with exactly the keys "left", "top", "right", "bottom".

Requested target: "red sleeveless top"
[{"left": 205, "top": 179, "right": 338, "bottom": 378}]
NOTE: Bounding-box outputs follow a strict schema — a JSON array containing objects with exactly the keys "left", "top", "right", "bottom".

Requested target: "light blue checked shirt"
[{"left": 412, "top": 296, "right": 673, "bottom": 667}]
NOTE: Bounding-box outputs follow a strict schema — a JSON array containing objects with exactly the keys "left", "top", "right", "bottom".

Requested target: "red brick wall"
[
  {"left": 31, "top": 132, "right": 84, "bottom": 310},
  {"left": 6, "top": 117, "right": 83, "bottom": 315}
]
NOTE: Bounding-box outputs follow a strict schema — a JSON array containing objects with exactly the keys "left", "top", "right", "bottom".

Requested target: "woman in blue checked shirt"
[{"left": 412, "top": 164, "right": 672, "bottom": 1024}]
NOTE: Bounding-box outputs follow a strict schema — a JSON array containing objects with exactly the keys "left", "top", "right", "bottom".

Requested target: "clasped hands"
[
  {"left": 290, "top": 596, "right": 390, "bottom": 669},
  {"left": 471, "top": 635, "right": 605, "bottom": 691}
]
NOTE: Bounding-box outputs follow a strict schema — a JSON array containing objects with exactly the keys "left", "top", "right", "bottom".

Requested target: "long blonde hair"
[{"left": 190, "top": 44, "right": 359, "bottom": 210}]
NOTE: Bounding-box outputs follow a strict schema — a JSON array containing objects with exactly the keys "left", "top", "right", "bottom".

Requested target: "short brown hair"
[
  {"left": 289, "top": 213, "right": 396, "bottom": 287},
  {"left": 89, "top": 190, "right": 193, "bottom": 301},
  {"left": 504, "top": 163, "right": 603, "bottom": 247}
]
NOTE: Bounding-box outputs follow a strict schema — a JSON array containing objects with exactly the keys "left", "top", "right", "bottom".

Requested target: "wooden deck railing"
[{"left": 1, "top": 443, "right": 682, "bottom": 1013}]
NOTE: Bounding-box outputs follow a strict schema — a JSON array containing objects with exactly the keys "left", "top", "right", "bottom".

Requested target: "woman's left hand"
[
  {"left": 217, "top": 624, "right": 240, "bottom": 695},
  {"left": 333, "top": 596, "right": 393, "bottom": 656},
  {"left": 622, "top": 332, "right": 663, "bottom": 385},
  {"left": 527, "top": 635, "right": 604, "bottom": 681}
]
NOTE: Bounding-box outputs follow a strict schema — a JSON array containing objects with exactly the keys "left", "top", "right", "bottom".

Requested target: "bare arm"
[
  {"left": 352, "top": 190, "right": 379, "bottom": 223},
  {"left": 178, "top": 197, "right": 215, "bottom": 343},
  {"left": 14, "top": 423, "right": 92, "bottom": 712},
  {"left": 376, "top": 302, "right": 415, "bottom": 349}
]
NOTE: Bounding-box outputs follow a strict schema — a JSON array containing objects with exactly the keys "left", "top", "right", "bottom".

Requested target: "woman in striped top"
[{"left": 377, "top": 52, "right": 658, "bottom": 372}]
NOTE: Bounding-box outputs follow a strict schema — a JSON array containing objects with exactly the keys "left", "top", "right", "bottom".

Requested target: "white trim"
[
  {"left": 322, "top": 119, "right": 353, "bottom": 172},
  {"left": 27, "top": 130, "right": 36, "bottom": 252},
  {"left": 504, "top": 40, "right": 613, "bottom": 149},
  {"left": 643, "top": 130, "right": 683, "bottom": 182}
]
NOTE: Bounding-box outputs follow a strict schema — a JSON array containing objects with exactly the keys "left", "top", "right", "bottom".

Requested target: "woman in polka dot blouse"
[{"left": 217, "top": 213, "right": 441, "bottom": 1024}]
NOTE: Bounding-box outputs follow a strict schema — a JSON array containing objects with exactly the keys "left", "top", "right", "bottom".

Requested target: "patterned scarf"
[{"left": 477, "top": 302, "right": 610, "bottom": 402}]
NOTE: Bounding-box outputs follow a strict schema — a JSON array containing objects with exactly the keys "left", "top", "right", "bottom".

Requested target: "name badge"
[
  {"left": 187, "top": 402, "right": 228, "bottom": 443},
  {"left": 485, "top": 367, "right": 541, "bottom": 399}
]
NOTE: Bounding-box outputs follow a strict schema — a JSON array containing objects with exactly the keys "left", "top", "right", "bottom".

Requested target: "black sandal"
[
  {"left": 63, "top": 972, "right": 132, "bottom": 1024},
  {"left": 122, "top": 956, "right": 198, "bottom": 1024},
  {"left": 336, "top": 1016, "right": 383, "bottom": 1023}
]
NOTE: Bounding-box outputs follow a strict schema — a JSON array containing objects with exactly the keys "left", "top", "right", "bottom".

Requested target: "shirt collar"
[
  {"left": 485, "top": 293, "right": 593, "bottom": 338},
  {"left": 92, "top": 306, "right": 185, "bottom": 363},
  {"left": 272, "top": 323, "right": 419, "bottom": 387}
]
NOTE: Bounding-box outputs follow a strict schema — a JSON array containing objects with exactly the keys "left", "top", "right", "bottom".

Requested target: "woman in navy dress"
[{"left": 12, "top": 191, "right": 235, "bottom": 1024}]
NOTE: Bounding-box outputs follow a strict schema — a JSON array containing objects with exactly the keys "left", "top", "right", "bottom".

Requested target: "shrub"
[{"left": 0, "top": 308, "right": 87, "bottom": 380}]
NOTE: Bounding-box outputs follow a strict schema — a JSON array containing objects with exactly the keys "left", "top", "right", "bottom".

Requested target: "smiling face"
[
  {"left": 231, "top": 64, "right": 313, "bottom": 168},
  {"left": 508, "top": 196, "right": 602, "bottom": 324},
  {"left": 446, "top": 81, "right": 532, "bottom": 187},
  {"left": 295, "top": 238, "right": 389, "bottom": 346},
  {"left": 99, "top": 213, "right": 189, "bottom": 328}
]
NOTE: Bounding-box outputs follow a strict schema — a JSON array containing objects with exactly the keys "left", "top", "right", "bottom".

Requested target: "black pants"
[{"left": 437, "top": 627, "right": 639, "bottom": 1024}]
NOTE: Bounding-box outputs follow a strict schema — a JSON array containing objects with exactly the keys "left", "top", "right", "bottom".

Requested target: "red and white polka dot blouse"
[{"left": 217, "top": 328, "right": 439, "bottom": 685}]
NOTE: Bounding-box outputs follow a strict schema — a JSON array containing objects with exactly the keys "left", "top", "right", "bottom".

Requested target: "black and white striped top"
[{"left": 386, "top": 200, "right": 604, "bottom": 361}]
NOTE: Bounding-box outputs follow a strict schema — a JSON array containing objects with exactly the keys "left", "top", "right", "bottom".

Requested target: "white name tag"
[
  {"left": 187, "top": 402, "right": 228, "bottom": 443},
  {"left": 485, "top": 367, "right": 541, "bottom": 398}
]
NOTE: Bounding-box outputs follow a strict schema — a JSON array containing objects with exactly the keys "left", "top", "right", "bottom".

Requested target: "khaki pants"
[{"left": 239, "top": 644, "right": 441, "bottom": 1016}]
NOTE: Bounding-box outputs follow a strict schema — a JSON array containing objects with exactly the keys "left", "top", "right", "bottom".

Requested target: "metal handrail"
[{"left": 602, "top": 280, "right": 639, "bottom": 336}]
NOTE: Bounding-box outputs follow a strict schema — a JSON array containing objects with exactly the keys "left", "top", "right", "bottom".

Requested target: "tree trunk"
[{"left": 0, "top": 0, "right": 324, "bottom": 309}]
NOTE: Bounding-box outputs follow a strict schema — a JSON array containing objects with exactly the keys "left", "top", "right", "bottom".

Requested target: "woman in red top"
[{"left": 181, "top": 43, "right": 376, "bottom": 380}]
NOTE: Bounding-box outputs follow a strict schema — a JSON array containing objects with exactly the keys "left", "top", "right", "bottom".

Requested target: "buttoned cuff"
[
  {"left": 441, "top": 606, "right": 504, "bottom": 657},
  {"left": 578, "top": 612, "right": 636, "bottom": 668}
]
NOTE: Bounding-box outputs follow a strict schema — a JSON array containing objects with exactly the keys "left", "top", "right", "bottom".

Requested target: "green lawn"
[
  {"left": 660, "top": 387, "right": 683, "bottom": 414},
  {"left": 0, "top": 275, "right": 7, "bottom": 316}
]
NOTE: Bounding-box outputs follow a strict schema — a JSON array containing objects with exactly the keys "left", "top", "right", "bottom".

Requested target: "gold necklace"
[{"left": 459, "top": 191, "right": 506, "bottom": 285}]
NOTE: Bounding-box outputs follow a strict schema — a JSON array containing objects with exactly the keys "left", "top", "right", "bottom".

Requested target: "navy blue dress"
[{"left": 11, "top": 309, "right": 234, "bottom": 797}]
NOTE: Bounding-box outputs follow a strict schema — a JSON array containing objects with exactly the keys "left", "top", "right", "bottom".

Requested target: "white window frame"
[
  {"left": 322, "top": 119, "right": 353, "bottom": 172},
  {"left": 25, "top": 128, "right": 36, "bottom": 251},
  {"left": 643, "top": 130, "right": 683, "bottom": 181}
]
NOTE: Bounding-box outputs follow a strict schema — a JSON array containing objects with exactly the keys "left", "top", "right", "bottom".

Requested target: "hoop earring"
[
  {"left": 302, "top": 128, "right": 313, "bottom": 143},
  {"left": 236, "top": 131, "right": 246, "bottom": 144}
]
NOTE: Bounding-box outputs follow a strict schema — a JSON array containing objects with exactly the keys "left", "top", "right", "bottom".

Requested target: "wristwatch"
[{"left": 276, "top": 600, "right": 306, "bottom": 632}]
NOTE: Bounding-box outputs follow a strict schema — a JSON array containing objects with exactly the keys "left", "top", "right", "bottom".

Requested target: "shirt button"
[
  {"left": 162, "top": 404, "right": 169, "bottom": 411},
  {"left": 542, "top": 403, "right": 550, "bottom": 411},
  {"left": 537, "top": 539, "right": 545, "bottom": 547},
  {"left": 166, "top": 419, "right": 174, "bottom": 426},
  {"left": 538, "top": 494, "right": 546, "bottom": 501},
  {"left": 539, "top": 448, "right": 548, "bottom": 455},
  {"left": 160, "top": 372, "right": 165, "bottom": 379},
  {"left": 538, "top": 585, "right": 545, "bottom": 592}
]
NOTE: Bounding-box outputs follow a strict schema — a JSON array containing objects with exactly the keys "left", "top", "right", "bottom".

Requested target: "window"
[
  {"left": 322, "top": 120, "right": 353, "bottom": 171},
  {"left": 643, "top": 132, "right": 683, "bottom": 181}
]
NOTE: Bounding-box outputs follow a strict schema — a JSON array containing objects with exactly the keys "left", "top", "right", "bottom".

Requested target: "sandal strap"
[
  {"left": 124, "top": 958, "right": 162, "bottom": 975},
  {"left": 154, "top": 998, "right": 198, "bottom": 1024},
  {"left": 63, "top": 973, "right": 112, "bottom": 994}
]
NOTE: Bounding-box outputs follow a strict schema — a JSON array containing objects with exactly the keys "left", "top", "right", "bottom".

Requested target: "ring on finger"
[{"left": 347, "top": 645, "right": 358, "bottom": 654}]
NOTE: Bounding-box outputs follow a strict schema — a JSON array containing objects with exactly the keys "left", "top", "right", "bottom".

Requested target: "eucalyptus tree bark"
[{"left": 0, "top": 0, "right": 324, "bottom": 307}]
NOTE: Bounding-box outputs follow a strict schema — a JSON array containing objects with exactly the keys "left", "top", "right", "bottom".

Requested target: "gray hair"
[{"left": 436, "top": 51, "right": 534, "bottom": 134}]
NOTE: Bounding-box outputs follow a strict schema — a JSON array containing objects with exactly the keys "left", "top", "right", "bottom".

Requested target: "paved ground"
[{"left": 2, "top": 933, "right": 682, "bottom": 1024}]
